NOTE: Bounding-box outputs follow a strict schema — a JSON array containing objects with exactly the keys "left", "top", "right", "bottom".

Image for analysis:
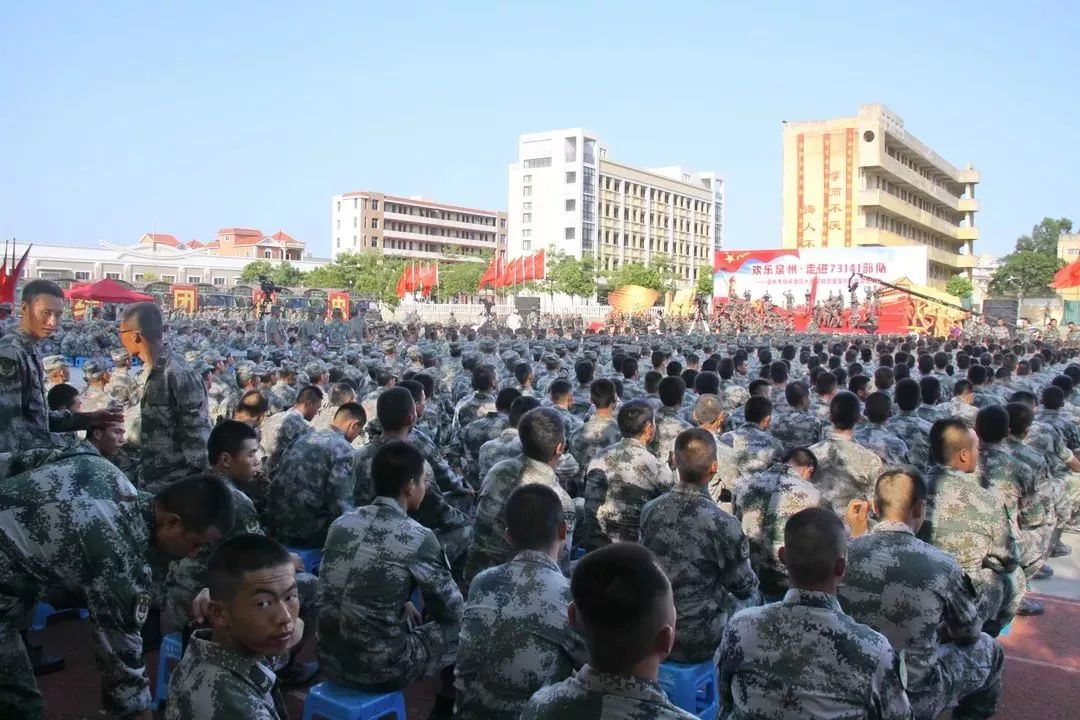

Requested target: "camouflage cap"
[
  {"left": 82, "top": 358, "right": 109, "bottom": 380},
  {"left": 304, "top": 360, "right": 326, "bottom": 377},
  {"left": 421, "top": 347, "right": 438, "bottom": 362},
  {"left": 479, "top": 337, "right": 497, "bottom": 351},
  {"left": 109, "top": 348, "right": 130, "bottom": 365},
  {"left": 184, "top": 350, "right": 202, "bottom": 364},
  {"left": 380, "top": 339, "right": 397, "bottom": 352},
  {"left": 43, "top": 355, "right": 68, "bottom": 372},
  {"left": 406, "top": 345, "right": 422, "bottom": 360},
  {"left": 235, "top": 363, "right": 256, "bottom": 383}
]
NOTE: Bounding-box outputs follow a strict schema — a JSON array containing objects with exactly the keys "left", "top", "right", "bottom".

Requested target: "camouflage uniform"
[
  {"left": 453, "top": 390, "right": 497, "bottom": 435},
  {"left": 79, "top": 385, "right": 114, "bottom": 413},
  {"left": 839, "top": 521, "right": 1004, "bottom": 720},
  {"left": 707, "top": 431, "right": 741, "bottom": 504},
  {"left": 718, "top": 423, "right": 784, "bottom": 478},
  {"left": 0, "top": 329, "right": 85, "bottom": 451},
  {"left": 982, "top": 441, "right": 1050, "bottom": 574},
  {"left": 258, "top": 407, "right": 312, "bottom": 481},
  {"left": 0, "top": 447, "right": 160, "bottom": 719},
  {"left": 317, "top": 496, "right": 463, "bottom": 690},
  {"left": 165, "top": 629, "right": 288, "bottom": 720},
  {"left": 718, "top": 590, "right": 911, "bottom": 720},
  {"left": 884, "top": 409, "right": 933, "bottom": 468},
  {"left": 105, "top": 364, "right": 141, "bottom": 409},
  {"left": 207, "top": 373, "right": 238, "bottom": 424},
  {"left": 477, "top": 428, "right": 522, "bottom": 486},
  {"left": 639, "top": 484, "right": 758, "bottom": 663},
  {"left": 133, "top": 350, "right": 212, "bottom": 492},
  {"left": 581, "top": 438, "right": 674, "bottom": 548},
  {"left": 520, "top": 665, "right": 697, "bottom": 720},
  {"left": 716, "top": 379, "right": 750, "bottom": 410},
  {"left": 854, "top": 423, "right": 911, "bottom": 466},
  {"left": 915, "top": 402, "right": 940, "bottom": 424},
  {"left": 767, "top": 408, "right": 825, "bottom": 451},
  {"left": 461, "top": 412, "right": 510, "bottom": 489},
  {"left": 567, "top": 414, "right": 622, "bottom": 481},
  {"left": 455, "top": 550, "right": 588, "bottom": 720},
  {"left": 808, "top": 436, "right": 884, "bottom": 512},
  {"left": 353, "top": 436, "right": 472, "bottom": 572},
  {"left": 919, "top": 465, "right": 1024, "bottom": 626},
  {"left": 938, "top": 398, "right": 979, "bottom": 424},
  {"left": 266, "top": 427, "right": 356, "bottom": 548},
  {"left": 465, "top": 457, "right": 576, "bottom": 590},
  {"left": 648, "top": 406, "right": 692, "bottom": 461}
]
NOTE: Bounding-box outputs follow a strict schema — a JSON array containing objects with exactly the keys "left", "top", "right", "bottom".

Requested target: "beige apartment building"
[
  {"left": 507, "top": 129, "right": 724, "bottom": 289},
  {"left": 331, "top": 191, "right": 507, "bottom": 264},
  {"left": 782, "top": 104, "right": 979, "bottom": 289}
]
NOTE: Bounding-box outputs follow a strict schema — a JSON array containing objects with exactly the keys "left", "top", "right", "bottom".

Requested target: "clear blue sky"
[{"left": 1, "top": 1, "right": 1076, "bottom": 259}]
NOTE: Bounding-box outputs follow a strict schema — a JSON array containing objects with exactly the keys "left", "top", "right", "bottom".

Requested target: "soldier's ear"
[
  {"left": 567, "top": 601, "right": 581, "bottom": 630},
  {"left": 207, "top": 599, "right": 229, "bottom": 628}
]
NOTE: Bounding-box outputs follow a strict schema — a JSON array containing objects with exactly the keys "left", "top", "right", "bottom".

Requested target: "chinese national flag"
[
  {"left": 395, "top": 264, "right": 416, "bottom": 298},
  {"left": 522, "top": 249, "right": 546, "bottom": 281},
  {"left": 499, "top": 256, "right": 523, "bottom": 287},
  {"left": 417, "top": 263, "right": 438, "bottom": 296},
  {"left": 478, "top": 256, "right": 502, "bottom": 289}
]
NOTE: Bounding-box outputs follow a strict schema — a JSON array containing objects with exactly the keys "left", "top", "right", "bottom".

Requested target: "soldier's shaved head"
[
  {"left": 930, "top": 418, "right": 977, "bottom": 468},
  {"left": 781, "top": 507, "right": 847, "bottom": 588},
  {"left": 692, "top": 394, "right": 725, "bottom": 427},
  {"left": 120, "top": 301, "right": 164, "bottom": 342},
  {"left": 874, "top": 468, "right": 927, "bottom": 520},
  {"left": 673, "top": 428, "right": 717, "bottom": 485}
]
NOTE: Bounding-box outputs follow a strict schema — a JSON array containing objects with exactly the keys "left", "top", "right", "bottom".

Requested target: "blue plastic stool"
[
  {"left": 31, "top": 602, "right": 89, "bottom": 631},
  {"left": 152, "top": 632, "right": 183, "bottom": 709},
  {"left": 571, "top": 546, "right": 587, "bottom": 561},
  {"left": 999, "top": 622, "right": 1011, "bottom": 637},
  {"left": 73, "top": 356, "right": 88, "bottom": 369},
  {"left": 658, "top": 660, "right": 720, "bottom": 719},
  {"left": 302, "top": 682, "right": 406, "bottom": 720},
  {"left": 288, "top": 546, "right": 323, "bottom": 574}
]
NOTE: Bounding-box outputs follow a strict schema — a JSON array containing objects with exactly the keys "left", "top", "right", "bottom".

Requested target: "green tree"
[
  {"left": 239, "top": 260, "right": 275, "bottom": 283},
  {"left": 547, "top": 249, "right": 597, "bottom": 300},
  {"left": 303, "top": 251, "right": 407, "bottom": 306},
  {"left": 988, "top": 251, "right": 1064, "bottom": 297},
  {"left": 604, "top": 256, "right": 677, "bottom": 295},
  {"left": 1015, "top": 217, "right": 1074, "bottom": 256},
  {"left": 695, "top": 268, "right": 715, "bottom": 297},
  {"left": 945, "top": 274, "right": 974, "bottom": 299},
  {"left": 436, "top": 260, "right": 486, "bottom": 301}
]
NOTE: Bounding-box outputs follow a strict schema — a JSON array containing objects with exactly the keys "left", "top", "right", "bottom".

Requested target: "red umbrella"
[{"left": 65, "top": 278, "right": 154, "bottom": 303}]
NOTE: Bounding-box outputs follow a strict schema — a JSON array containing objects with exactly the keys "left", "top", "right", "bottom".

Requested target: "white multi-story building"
[
  {"left": 507, "top": 128, "right": 724, "bottom": 288},
  {"left": 330, "top": 191, "right": 507, "bottom": 264}
]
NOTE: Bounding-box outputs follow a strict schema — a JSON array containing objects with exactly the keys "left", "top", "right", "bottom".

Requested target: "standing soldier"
[
  {"left": 118, "top": 302, "right": 212, "bottom": 492},
  {"left": 0, "top": 280, "right": 120, "bottom": 452}
]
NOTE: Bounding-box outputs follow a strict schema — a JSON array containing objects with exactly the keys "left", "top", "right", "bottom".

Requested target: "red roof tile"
[{"left": 141, "top": 233, "right": 179, "bottom": 247}]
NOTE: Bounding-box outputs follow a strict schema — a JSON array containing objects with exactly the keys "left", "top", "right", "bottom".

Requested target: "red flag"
[
  {"left": 499, "top": 257, "right": 522, "bottom": 288},
  {"left": 478, "top": 256, "right": 502, "bottom": 289},
  {"left": 0, "top": 241, "right": 32, "bottom": 306},
  {"left": 395, "top": 264, "right": 416, "bottom": 298},
  {"left": 531, "top": 249, "right": 546, "bottom": 280},
  {"left": 417, "top": 264, "right": 438, "bottom": 297}
]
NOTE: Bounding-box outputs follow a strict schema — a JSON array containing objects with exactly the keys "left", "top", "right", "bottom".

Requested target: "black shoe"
[
  {"left": 28, "top": 645, "right": 65, "bottom": 676},
  {"left": 1032, "top": 564, "right": 1054, "bottom": 580},
  {"left": 1050, "top": 541, "right": 1072, "bottom": 558},
  {"left": 277, "top": 660, "right": 319, "bottom": 688},
  {"left": 1017, "top": 597, "right": 1045, "bottom": 616}
]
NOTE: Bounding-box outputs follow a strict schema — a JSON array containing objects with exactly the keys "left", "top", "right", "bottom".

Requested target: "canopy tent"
[{"left": 65, "top": 278, "right": 154, "bottom": 304}]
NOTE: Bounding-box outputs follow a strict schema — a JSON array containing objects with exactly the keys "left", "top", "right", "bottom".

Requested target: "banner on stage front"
[{"left": 712, "top": 247, "right": 928, "bottom": 302}]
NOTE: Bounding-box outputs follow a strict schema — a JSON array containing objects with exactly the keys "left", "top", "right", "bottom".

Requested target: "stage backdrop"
[{"left": 712, "top": 247, "right": 928, "bottom": 303}]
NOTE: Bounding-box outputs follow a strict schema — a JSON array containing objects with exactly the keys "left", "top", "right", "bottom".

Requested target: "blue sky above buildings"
[{"left": 1, "top": 1, "right": 1076, "bottom": 257}]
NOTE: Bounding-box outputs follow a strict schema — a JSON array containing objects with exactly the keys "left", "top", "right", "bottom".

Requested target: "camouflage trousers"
[
  {"left": 320, "top": 621, "right": 455, "bottom": 694},
  {"left": 0, "top": 551, "right": 45, "bottom": 720},
  {"left": 1019, "top": 524, "right": 1054, "bottom": 577},
  {"left": 1055, "top": 473, "right": 1080, "bottom": 533},
  {"left": 974, "top": 567, "right": 1025, "bottom": 630},
  {"left": 912, "top": 633, "right": 1004, "bottom": 720}
]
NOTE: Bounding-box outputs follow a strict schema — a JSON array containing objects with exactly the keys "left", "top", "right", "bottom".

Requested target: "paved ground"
[{"left": 33, "top": 533, "right": 1080, "bottom": 719}]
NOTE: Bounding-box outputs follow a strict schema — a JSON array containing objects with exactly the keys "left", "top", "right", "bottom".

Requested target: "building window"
[
  {"left": 565, "top": 199, "right": 576, "bottom": 211},
  {"left": 105, "top": 272, "right": 121, "bottom": 280},
  {"left": 161, "top": 275, "right": 176, "bottom": 283},
  {"left": 133, "top": 273, "right": 144, "bottom": 282},
  {"left": 564, "top": 136, "right": 577, "bottom": 162},
  {"left": 522, "top": 239, "right": 532, "bottom": 250},
  {"left": 523, "top": 202, "right": 532, "bottom": 211},
  {"left": 370, "top": 199, "right": 379, "bottom": 210},
  {"left": 336, "top": 238, "right": 341, "bottom": 249},
  {"left": 524, "top": 157, "right": 552, "bottom": 169},
  {"left": 371, "top": 237, "right": 378, "bottom": 247},
  {"left": 565, "top": 171, "right": 576, "bottom": 183},
  {"left": 73, "top": 271, "right": 91, "bottom": 280},
  {"left": 336, "top": 201, "right": 341, "bottom": 211},
  {"left": 523, "top": 186, "right": 532, "bottom": 197},
  {"left": 522, "top": 174, "right": 531, "bottom": 183},
  {"left": 371, "top": 218, "right": 379, "bottom": 229},
  {"left": 187, "top": 275, "right": 201, "bottom": 283},
  {"left": 213, "top": 276, "right": 226, "bottom": 286},
  {"left": 522, "top": 213, "right": 532, "bottom": 223},
  {"left": 500, "top": 218, "right": 506, "bottom": 228},
  {"left": 352, "top": 216, "right": 357, "bottom": 228},
  {"left": 565, "top": 227, "right": 576, "bottom": 240},
  {"left": 353, "top": 198, "right": 357, "bottom": 209},
  {"left": 522, "top": 229, "right": 532, "bottom": 238}
]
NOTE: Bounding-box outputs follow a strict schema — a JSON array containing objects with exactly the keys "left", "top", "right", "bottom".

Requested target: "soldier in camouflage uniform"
[
  {"left": 105, "top": 347, "right": 141, "bottom": 408},
  {"left": 648, "top": 376, "right": 693, "bottom": 462},
  {"left": 465, "top": 407, "right": 577, "bottom": 590},
  {"left": 119, "top": 302, "right": 213, "bottom": 492},
  {"left": 854, "top": 392, "right": 911, "bottom": 465},
  {"left": 919, "top": 418, "right": 1024, "bottom": 631},
  {"left": 79, "top": 358, "right": 115, "bottom": 412},
  {"left": 939, "top": 379, "right": 979, "bottom": 424},
  {"left": 460, "top": 388, "right": 518, "bottom": 489},
  {"left": 0, "top": 456, "right": 232, "bottom": 720},
  {"left": 840, "top": 468, "right": 1004, "bottom": 720},
  {"left": 455, "top": 484, "right": 587, "bottom": 720},
  {"left": 566, "top": 379, "right": 622, "bottom": 488},
  {"left": 719, "top": 395, "right": 784, "bottom": 478},
  {"left": 581, "top": 400, "right": 673, "bottom": 549},
  {"left": 809, "top": 391, "right": 884, "bottom": 513},
  {"left": 0, "top": 281, "right": 121, "bottom": 452},
  {"left": 452, "top": 364, "right": 498, "bottom": 438},
  {"left": 767, "top": 381, "right": 825, "bottom": 451},
  {"left": 732, "top": 448, "right": 822, "bottom": 599},
  {"left": 352, "top": 388, "right": 472, "bottom": 580},
  {"left": 717, "top": 508, "right": 911, "bottom": 720},
  {"left": 42, "top": 354, "right": 70, "bottom": 392},
  {"left": 640, "top": 428, "right": 758, "bottom": 663},
  {"left": 258, "top": 384, "right": 321, "bottom": 481},
  {"left": 546, "top": 378, "right": 585, "bottom": 438},
  {"left": 688, "top": 393, "right": 740, "bottom": 503},
  {"left": 206, "top": 353, "right": 239, "bottom": 424},
  {"left": 884, "top": 378, "right": 934, "bottom": 468},
  {"left": 165, "top": 534, "right": 299, "bottom": 720},
  {"left": 318, "top": 441, "right": 463, "bottom": 696},
  {"left": 310, "top": 382, "right": 357, "bottom": 431},
  {"left": 269, "top": 366, "right": 298, "bottom": 414},
  {"left": 520, "top": 543, "right": 698, "bottom": 720},
  {"left": 266, "top": 403, "right": 364, "bottom": 548}
]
